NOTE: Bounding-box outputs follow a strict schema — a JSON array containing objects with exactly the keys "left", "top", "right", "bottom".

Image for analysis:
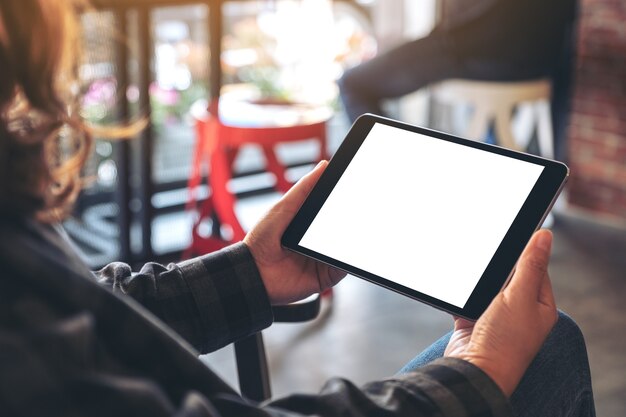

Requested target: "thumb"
[
  {"left": 244, "top": 160, "right": 328, "bottom": 262},
  {"left": 277, "top": 160, "right": 328, "bottom": 213},
  {"left": 453, "top": 317, "right": 475, "bottom": 332},
  {"left": 505, "top": 229, "right": 553, "bottom": 304}
]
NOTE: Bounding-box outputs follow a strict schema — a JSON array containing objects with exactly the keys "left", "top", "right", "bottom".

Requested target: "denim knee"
[
  {"left": 552, "top": 310, "right": 587, "bottom": 351},
  {"left": 517, "top": 309, "right": 592, "bottom": 386},
  {"left": 510, "top": 310, "right": 595, "bottom": 417}
]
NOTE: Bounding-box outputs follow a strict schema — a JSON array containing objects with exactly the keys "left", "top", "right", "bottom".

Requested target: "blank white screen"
[{"left": 299, "top": 123, "right": 544, "bottom": 308}]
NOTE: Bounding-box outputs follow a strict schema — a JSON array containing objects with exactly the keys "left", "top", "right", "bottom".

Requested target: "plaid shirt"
[{"left": 0, "top": 215, "right": 512, "bottom": 417}]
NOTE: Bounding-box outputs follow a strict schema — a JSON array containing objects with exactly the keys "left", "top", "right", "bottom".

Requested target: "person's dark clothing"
[
  {"left": 0, "top": 215, "right": 512, "bottom": 416},
  {"left": 339, "top": 0, "right": 578, "bottom": 161}
]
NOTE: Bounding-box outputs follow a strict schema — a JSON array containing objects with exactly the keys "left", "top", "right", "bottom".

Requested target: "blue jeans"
[{"left": 399, "top": 311, "right": 596, "bottom": 417}]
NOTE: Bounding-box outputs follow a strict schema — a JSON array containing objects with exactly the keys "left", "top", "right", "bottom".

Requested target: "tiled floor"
[{"left": 202, "top": 209, "right": 626, "bottom": 416}]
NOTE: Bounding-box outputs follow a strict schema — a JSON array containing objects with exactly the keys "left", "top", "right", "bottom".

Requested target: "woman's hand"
[
  {"left": 244, "top": 161, "right": 346, "bottom": 305},
  {"left": 444, "top": 229, "right": 558, "bottom": 397}
]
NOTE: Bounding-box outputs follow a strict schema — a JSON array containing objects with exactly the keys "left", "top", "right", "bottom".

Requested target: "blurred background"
[{"left": 73, "top": 0, "right": 624, "bottom": 415}]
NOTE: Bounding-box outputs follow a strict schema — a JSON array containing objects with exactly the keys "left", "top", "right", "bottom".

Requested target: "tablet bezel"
[{"left": 281, "top": 114, "right": 569, "bottom": 320}]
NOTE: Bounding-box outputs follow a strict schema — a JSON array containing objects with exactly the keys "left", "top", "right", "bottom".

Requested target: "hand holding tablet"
[{"left": 281, "top": 114, "right": 568, "bottom": 320}]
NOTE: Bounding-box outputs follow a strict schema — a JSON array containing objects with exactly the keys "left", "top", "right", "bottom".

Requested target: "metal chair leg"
[{"left": 234, "top": 332, "right": 272, "bottom": 402}]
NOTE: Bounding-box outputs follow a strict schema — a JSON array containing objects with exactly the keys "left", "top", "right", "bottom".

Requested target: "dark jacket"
[{"left": 0, "top": 215, "right": 511, "bottom": 416}]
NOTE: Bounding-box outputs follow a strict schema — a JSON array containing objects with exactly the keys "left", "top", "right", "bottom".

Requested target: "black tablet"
[{"left": 282, "top": 114, "right": 568, "bottom": 320}]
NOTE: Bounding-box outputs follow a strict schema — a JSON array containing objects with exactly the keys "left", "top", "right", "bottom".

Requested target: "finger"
[
  {"left": 538, "top": 263, "right": 556, "bottom": 308},
  {"left": 328, "top": 266, "right": 347, "bottom": 284},
  {"left": 453, "top": 317, "right": 475, "bottom": 331},
  {"left": 277, "top": 160, "right": 328, "bottom": 212},
  {"left": 505, "top": 229, "right": 553, "bottom": 302},
  {"left": 318, "top": 265, "right": 347, "bottom": 291},
  {"left": 250, "top": 161, "right": 328, "bottom": 244}
]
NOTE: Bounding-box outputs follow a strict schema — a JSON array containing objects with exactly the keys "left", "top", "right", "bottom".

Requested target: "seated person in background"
[
  {"left": 0, "top": 1, "right": 594, "bottom": 416},
  {"left": 339, "top": 0, "right": 578, "bottom": 162}
]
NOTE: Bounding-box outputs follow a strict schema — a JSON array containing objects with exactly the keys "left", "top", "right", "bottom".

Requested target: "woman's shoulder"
[
  {"left": 1, "top": 215, "right": 78, "bottom": 265},
  {"left": 0, "top": 215, "right": 96, "bottom": 298}
]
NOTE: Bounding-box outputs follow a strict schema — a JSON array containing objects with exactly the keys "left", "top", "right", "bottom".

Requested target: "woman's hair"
[{"left": 0, "top": 0, "right": 93, "bottom": 222}]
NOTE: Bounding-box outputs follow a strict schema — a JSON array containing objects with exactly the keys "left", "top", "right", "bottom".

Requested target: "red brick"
[
  {"left": 567, "top": 0, "right": 626, "bottom": 219},
  {"left": 571, "top": 137, "right": 623, "bottom": 162},
  {"left": 571, "top": 160, "right": 618, "bottom": 182},
  {"left": 568, "top": 177, "right": 626, "bottom": 217},
  {"left": 570, "top": 114, "right": 626, "bottom": 136},
  {"left": 572, "top": 98, "right": 626, "bottom": 121}
]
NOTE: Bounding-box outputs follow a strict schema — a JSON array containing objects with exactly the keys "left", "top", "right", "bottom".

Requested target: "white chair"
[{"left": 431, "top": 78, "right": 554, "bottom": 158}]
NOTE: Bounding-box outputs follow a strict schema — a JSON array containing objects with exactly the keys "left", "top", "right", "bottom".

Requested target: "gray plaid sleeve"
[
  {"left": 387, "top": 358, "right": 512, "bottom": 417},
  {"left": 96, "top": 242, "right": 273, "bottom": 353},
  {"left": 266, "top": 357, "right": 512, "bottom": 417},
  {"left": 178, "top": 242, "right": 274, "bottom": 352}
]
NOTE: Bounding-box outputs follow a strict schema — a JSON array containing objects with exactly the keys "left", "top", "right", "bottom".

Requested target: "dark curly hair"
[{"left": 0, "top": 0, "right": 95, "bottom": 222}]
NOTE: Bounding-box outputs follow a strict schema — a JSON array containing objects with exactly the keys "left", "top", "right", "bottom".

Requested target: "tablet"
[{"left": 281, "top": 114, "right": 568, "bottom": 320}]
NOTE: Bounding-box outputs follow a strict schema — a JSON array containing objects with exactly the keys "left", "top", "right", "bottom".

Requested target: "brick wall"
[{"left": 568, "top": 0, "right": 626, "bottom": 222}]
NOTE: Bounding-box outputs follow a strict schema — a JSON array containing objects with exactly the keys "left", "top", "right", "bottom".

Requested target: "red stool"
[
  {"left": 184, "top": 98, "right": 331, "bottom": 258},
  {"left": 184, "top": 99, "right": 334, "bottom": 401}
]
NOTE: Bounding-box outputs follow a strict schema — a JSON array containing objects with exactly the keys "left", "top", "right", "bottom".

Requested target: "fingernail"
[{"left": 535, "top": 230, "right": 553, "bottom": 251}]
